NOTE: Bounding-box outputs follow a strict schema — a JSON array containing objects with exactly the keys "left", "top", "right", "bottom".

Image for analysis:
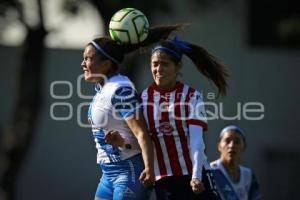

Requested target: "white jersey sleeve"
[
  {"left": 187, "top": 90, "right": 208, "bottom": 130},
  {"left": 189, "top": 125, "right": 205, "bottom": 180}
]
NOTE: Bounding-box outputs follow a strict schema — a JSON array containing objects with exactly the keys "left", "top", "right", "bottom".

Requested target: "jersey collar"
[{"left": 151, "top": 81, "right": 183, "bottom": 94}]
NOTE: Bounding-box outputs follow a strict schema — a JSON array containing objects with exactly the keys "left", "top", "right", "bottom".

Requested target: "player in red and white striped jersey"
[
  {"left": 141, "top": 82, "right": 207, "bottom": 180},
  {"left": 141, "top": 36, "right": 228, "bottom": 200}
]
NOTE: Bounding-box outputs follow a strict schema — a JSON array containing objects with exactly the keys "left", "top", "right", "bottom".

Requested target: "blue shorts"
[{"left": 95, "top": 154, "right": 153, "bottom": 200}]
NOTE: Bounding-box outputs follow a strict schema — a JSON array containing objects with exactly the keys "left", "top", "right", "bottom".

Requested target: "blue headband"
[
  {"left": 152, "top": 46, "right": 182, "bottom": 61},
  {"left": 170, "top": 35, "right": 192, "bottom": 52},
  {"left": 91, "top": 41, "right": 120, "bottom": 64},
  {"left": 152, "top": 35, "right": 192, "bottom": 61},
  {"left": 219, "top": 125, "right": 246, "bottom": 143}
]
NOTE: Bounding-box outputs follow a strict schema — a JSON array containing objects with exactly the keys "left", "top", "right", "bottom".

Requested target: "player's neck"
[{"left": 221, "top": 158, "right": 240, "bottom": 182}]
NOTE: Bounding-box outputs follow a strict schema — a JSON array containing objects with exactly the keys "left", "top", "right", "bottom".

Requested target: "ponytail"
[
  {"left": 183, "top": 43, "right": 229, "bottom": 96},
  {"left": 152, "top": 36, "right": 229, "bottom": 96}
]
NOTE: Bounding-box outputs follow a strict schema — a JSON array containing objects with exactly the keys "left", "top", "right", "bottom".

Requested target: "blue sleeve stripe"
[
  {"left": 111, "top": 86, "right": 141, "bottom": 119},
  {"left": 118, "top": 104, "right": 142, "bottom": 119}
]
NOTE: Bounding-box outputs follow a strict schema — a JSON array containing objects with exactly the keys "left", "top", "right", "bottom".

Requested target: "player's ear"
[
  {"left": 241, "top": 140, "right": 246, "bottom": 152},
  {"left": 217, "top": 142, "right": 222, "bottom": 153},
  {"left": 102, "top": 59, "right": 114, "bottom": 72},
  {"left": 175, "top": 61, "right": 182, "bottom": 73},
  {"left": 103, "top": 59, "right": 111, "bottom": 67}
]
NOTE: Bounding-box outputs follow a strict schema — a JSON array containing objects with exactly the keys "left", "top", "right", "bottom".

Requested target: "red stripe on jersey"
[
  {"left": 187, "top": 119, "right": 208, "bottom": 131},
  {"left": 174, "top": 84, "right": 193, "bottom": 174},
  {"left": 147, "top": 86, "right": 167, "bottom": 176},
  {"left": 184, "top": 87, "right": 195, "bottom": 119},
  {"left": 159, "top": 90, "right": 183, "bottom": 176}
]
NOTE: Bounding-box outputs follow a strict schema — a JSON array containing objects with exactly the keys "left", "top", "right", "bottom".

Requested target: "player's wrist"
[
  {"left": 191, "top": 177, "right": 201, "bottom": 182},
  {"left": 192, "top": 171, "right": 202, "bottom": 180},
  {"left": 143, "top": 165, "right": 154, "bottom": 171}
]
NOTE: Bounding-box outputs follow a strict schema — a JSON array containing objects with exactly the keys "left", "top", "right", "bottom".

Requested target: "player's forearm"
[
  {"left": 124, "top": 110, "right": 154, "bottom": 170},
  {"left": 136, "top": 132, "right": 154, "bottom": 170},
  {"left": 189, "top": 125, "right": 206, "bottom": 180}
]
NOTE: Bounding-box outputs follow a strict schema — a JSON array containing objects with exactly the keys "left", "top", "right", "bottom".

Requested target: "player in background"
[
  {"left": 210, "top": 125, "right": 262, "bottom": 200},
  {"left": 81, "top": 25, "right": 182, "bottom": 200}
]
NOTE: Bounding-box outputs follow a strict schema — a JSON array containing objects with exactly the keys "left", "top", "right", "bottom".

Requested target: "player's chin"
[
  {"left": 155, "top": 79, "right": 164, "bottom": 87},
  {"left": 84, "top": 74, "right": 95, "bottom": 82},
  {"left": 228, "top": 152, "right": 237, "bottom": 159}
]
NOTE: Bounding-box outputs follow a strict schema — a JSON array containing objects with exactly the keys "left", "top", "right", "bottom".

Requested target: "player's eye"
[
  {"left": 234, "top": 139, "right": 241, "bottom": 145},
  {"left": 152, "top": 62, "right": 159, "bottom": 67}
]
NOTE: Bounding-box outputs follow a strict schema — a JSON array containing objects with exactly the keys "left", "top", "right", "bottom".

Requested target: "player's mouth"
[{"left": 228, "top": 150, "right": 236, "bottom": 155}]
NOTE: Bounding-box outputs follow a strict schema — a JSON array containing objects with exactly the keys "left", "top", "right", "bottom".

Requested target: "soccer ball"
[{"left": 109, "top": 8, "right": 149, "bottom": 44}]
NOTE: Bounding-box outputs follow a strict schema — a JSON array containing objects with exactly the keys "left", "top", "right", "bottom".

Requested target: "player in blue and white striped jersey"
[
  {"left": 210, "top": 125, "right": 262, "bottom": 200},
  {"left": 88, "top": 75, "right": 142, "bottom": 164},
  {"left": 82, "top": 38, "right": 155, "bottom": 200},
  {"left": 81, "top": 24, "right": 181, "bottom": 200}
]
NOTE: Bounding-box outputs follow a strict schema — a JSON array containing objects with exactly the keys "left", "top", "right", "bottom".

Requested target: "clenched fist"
[{"left": 190, "top": 178, "right": 205, "bottom": 194}]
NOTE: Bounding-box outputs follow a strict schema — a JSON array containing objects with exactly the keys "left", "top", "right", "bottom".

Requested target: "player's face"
[
  {"left": 218, "top": 130, "right": 245, "bottom": 163},
  {"left": 151, "top": 51, "right": 181, "bottom": 89},
  {"left": 81, "top": 45, "right": 111, "bottom": 82}
]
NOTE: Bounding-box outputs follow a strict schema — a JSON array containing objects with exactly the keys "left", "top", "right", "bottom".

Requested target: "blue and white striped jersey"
[{"left": 88, "top": 74, "right": 141, "bottom": 164}]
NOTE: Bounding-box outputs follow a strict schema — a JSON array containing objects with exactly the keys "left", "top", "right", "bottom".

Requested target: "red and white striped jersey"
[{"left": 141, "top": 81, "right": 207, "bottom": 180}]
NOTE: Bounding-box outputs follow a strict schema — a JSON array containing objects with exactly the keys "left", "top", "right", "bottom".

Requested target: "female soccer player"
[
  {"left": 106, "top": 35, "right": 228, "bottom": 199},
  {"left": 210, "top": 125, "right": 262, "bottom": 200},
  {"left": 81, "top": 26, "right": 182, "bottom": 200},
  {"left": 141, "top": 36, "right": 227, "bottom": 200}
]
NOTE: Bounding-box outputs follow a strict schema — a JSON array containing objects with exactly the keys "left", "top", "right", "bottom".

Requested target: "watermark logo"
[
  {"left": 50, "top": 74, "right": 265, "bottom": 128},
  {"left": 50, "top": 74, "right": 95, "bottom": 127}
]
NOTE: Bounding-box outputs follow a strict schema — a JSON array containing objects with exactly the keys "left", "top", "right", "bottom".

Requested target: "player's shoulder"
[
  {"left": 181, "top": 82, "right": 199, "bottom": 91},
  {"left": 140, "top": 84, "right": 153, "bottom": 99},
  {"left": 240, "top": 165, "right": 252, "bottom": 173},
  {"left": 109, "top": 77, "right": 138, "bottom": 104},
  {"left": 182, "top": 83, "right": 203, "bottom": 99},
  {"left": 239, "top": 165, "right": 255, "bottom": 186},
  {"left": 114, "top": 86, "right": 137, "bottom": 99},
  {"left": 109, "top": 74, "right": 133, "bottom": 87},
  {"left": 141, "top": 86, "right": 149, "bottom": 93},
  {"left": 105, "top": 75, "right": 135, "bottom": 93},
  {"left": 239, "top": 165, "right": 253, "bottom": 177}
]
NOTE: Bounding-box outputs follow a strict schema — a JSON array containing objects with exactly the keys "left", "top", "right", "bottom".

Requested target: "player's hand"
[
  {"left": 104, "top": 130, "right": 125, "bottom": 147},
  {"left": 139, "top": 168, "right": 155, "bottom": 187},
  {"left": 190, "top": 178, "right": 205, "bottom": 194}
]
